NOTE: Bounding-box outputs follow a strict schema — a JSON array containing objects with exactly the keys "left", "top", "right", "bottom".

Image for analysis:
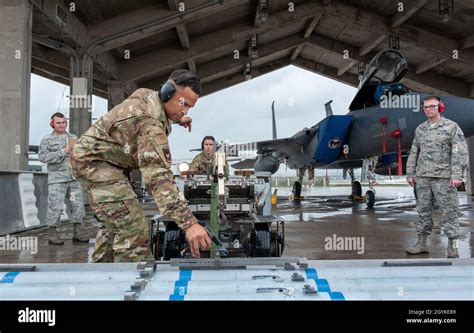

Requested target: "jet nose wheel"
[{"left": 365, "top": 190, "right": 375, "bottom": 208}]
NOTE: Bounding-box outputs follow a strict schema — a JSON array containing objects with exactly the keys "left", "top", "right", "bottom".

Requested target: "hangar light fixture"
[
  {"left": 439, "top": 0, "right": 453, "bottom": 23},
  {"left": 244, "top": 62, "right": 252, "bottom": 80},
  {"left": 388, "top": 35, "right": 400, "bottom": 50},
  {"left": 257, "top": 0, "right": 269, "bottom": 23},
  {"left": 248, "top": 35, "right": 259, "bottom": 59}
]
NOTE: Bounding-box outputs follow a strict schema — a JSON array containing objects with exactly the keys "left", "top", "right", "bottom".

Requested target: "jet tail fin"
[
  {"left": 271, "top": 101, "right": 277, "bottom": 140},
  {"left": 325, "top": 100, "right": 333, "bottom": 117}
]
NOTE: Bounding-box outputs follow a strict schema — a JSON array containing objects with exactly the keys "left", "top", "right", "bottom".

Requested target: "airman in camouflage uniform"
[
  {"left": 69, "top": 70, "right": 211, "bottom": 262},
  {"left": 38, "top": 112, "right": 88, "bottom": 245},
  {"left": 190, "top": 152, "right": 215, "bottom": 175},
  {"left": 190, "top": 135, "right": 229, "bottom": 176},
  {"left": 406, "top": 96, "right": 469, "bottom": 258}
]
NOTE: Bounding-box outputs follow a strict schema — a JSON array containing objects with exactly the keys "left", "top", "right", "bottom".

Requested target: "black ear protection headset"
[
  {"left": 201, "top": 135, "right": 216, "bottom": 150},
  {"left": 159, "top": 71, "right": 199, "bottom": 103},
  {"left": 158, "top": 81, "right": 176, "bottom": 103}
]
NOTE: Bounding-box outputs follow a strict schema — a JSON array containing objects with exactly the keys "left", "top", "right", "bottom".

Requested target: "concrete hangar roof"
[{"left": 31, "top": 0, "right": 474, "bottom": 99}]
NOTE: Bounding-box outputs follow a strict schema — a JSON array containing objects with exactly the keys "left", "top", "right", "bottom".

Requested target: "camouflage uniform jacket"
[
  {"left": 38, "top": 131, "right": 77, "bottom": 184},
  {"left": 190, "top": 152, "right": 230, "bottom": 176},
  {"left": 190, "top": 152, "right": 214, "bottom": 174},
  {"left": 406, "top": 117, "right": 468, "bottom": 180},
  {"left": 71, "top": 88, "right": 197, "bottom": 230}
]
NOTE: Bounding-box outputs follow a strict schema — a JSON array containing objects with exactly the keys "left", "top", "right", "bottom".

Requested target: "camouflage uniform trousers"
[
  {"left": 415, "top": 177, "right": 459, "bottom": 238},
  {"left": 46, "top": 181, "right": 85, "bottom": 227},
  {"left": 77, "top": 162, "right": 152, "bottom": 263}
]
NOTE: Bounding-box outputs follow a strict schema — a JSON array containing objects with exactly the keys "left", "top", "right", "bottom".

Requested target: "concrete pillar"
[
  {"left": 69, "top": 55, "right": 93, "bottom": 136},
  {"left": 108, "top": 81, "right": 125, "bottom": 109},
  {"left": 0, "top": 0, "right": 32, "bottom": 171},
  {"left": 466, "top": 136, "right": 474, "bottom": 196}
]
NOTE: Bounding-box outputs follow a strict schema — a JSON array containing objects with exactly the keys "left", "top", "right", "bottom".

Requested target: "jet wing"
[
  {"left": 324, "top": 159, "right": 364, "bottom": 169},
  {"left": 230, "top": 136, "right": 304, "bottom": 170},
  {"left": 255, "top": 137, "right": 301, "bottom": 156},
  {"left": 231, "top": 157, "right": 257, "bottom": 169},
  {"left": 255, "top": 125, "right": 318, "bottom": 159}
]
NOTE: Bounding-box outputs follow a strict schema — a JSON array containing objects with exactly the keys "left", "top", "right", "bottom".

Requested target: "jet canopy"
[
  {"left": 358, "top": 49, "right": 408, "bottom": 88},
  {"left": 349, "top": 49, "right": 410, "bottom": 111}
]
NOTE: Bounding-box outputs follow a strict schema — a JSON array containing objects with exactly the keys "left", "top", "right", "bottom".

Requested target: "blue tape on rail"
[
  {"left": 169, "top": 270, "right": 192, "bottom": 301},
  {"left": 0, "top": 272, "right": 20, "bottom": 283},
  {"left": 305, "top": 268, "right": 345, "bottom": 301}
]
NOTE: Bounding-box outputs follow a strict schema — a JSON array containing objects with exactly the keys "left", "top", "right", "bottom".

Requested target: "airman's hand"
[
  {"left": 179, "top": 115, "right": 192, "bottom": 132},
  {"left": 406, "top": 177, "right": 415, "bottom": 187},
  {"left": 450, "top": 179, "right": 463, "bottom": 188},
  {"left": 185, "top": 223, "right": 212, "bottom": 258},
  {"left": 64, "top": 146, "right": 72, "bottom": 155}
]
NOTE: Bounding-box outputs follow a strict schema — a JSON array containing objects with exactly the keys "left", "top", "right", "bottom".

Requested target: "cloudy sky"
[{"left": 30, "top": 65, "right": 357, "bottom": 176}]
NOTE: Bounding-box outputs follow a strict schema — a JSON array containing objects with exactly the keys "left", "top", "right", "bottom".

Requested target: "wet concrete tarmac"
[
  {"left": 1, "top": 186, "right": 472, "bottom": 263},
  {"left": 277, "top": 186, "right": 473, "bottom": 260}
]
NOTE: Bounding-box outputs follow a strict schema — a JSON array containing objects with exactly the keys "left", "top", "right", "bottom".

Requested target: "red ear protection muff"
[
  {"left": 423, "top": 96, "right": 445, "bottom": 113},
  {"left": 438, "top": 101, "right": 445, "bottom": 113}
]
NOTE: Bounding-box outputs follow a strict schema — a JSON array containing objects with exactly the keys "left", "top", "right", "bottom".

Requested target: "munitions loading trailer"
[{"left": 151, "top": 151, "right": 284, "bottom": 260}]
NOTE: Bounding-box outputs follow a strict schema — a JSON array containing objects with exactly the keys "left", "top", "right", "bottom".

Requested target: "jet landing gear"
[
  {"left": 348, "top": 160, "right": 377, "bottom": 208},
  {"left": 364, "top": 158, "right": 378, "bottom": 208},
  {"left": 351, "top": 180, "right": 362, "bottom": 197},
  {"left": 365, "top": 189, "right": 376, "bottom": 208},
  {"left": 292, "top": 168, "right": 305, "bottom": 200},
  {"left": 349, "top": 169, "right": 362, "bottom": 198},
  {"left": 293, "top": 180, "right": 302, "bottom": 197}
]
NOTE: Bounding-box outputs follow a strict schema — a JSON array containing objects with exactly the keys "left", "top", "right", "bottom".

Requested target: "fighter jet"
[{"left": 232, "top": 49, "right": 474, "bottom": 207}]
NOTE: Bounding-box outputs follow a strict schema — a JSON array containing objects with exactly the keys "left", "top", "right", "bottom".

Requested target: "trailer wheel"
[
  {"left": 270, "top": 231, "right": 283, "bottom": 257},
  {"left": 153, "top": 230, "right": 164, "bottom": 260},
  {"left": 163, "top": 222, "right": 185, "bottom": 260},
  {"left": 252, "top": 224, "right": 271, "bottom": 257}
]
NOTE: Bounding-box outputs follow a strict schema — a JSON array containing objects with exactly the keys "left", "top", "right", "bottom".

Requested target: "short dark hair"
[
  {"left": 51, "top": 112, "right": 66, "bottom": 120},
  {"left": 422, "top": 95, "right": 441, "bottom": 104},
  {"left": 169, "top": 69, "right": 201, "bottom": 95},
  {"left": 201, "top": 135, "right": 215, "bottom": 149}
]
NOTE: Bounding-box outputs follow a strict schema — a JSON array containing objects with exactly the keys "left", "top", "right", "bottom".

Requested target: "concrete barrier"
[{"left": 0, "top": 171, "right": 48, "bottom": 235}]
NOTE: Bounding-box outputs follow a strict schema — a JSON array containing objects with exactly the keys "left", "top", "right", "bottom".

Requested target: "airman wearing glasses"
[{"left": 405, "top": 96, "right": 468, "bottom": 258}]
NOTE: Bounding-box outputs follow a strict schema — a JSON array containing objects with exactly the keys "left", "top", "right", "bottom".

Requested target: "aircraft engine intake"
[{"left": 254, "top": 155, "right": 280, "bottom": 174}]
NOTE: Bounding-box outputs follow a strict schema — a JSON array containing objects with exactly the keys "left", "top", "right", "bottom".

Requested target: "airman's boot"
[
  {"left": 406, "top": 234, "right": 429, "bottom": 254},
  {"left": 72, "top": 223, "right": 89, "bottom": 243},
  {"left": 447, "top": 238, "right": 459, "bottom": 258},
  {"left": 48, "top": 226, "right": 64, "bottom": 245}
]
